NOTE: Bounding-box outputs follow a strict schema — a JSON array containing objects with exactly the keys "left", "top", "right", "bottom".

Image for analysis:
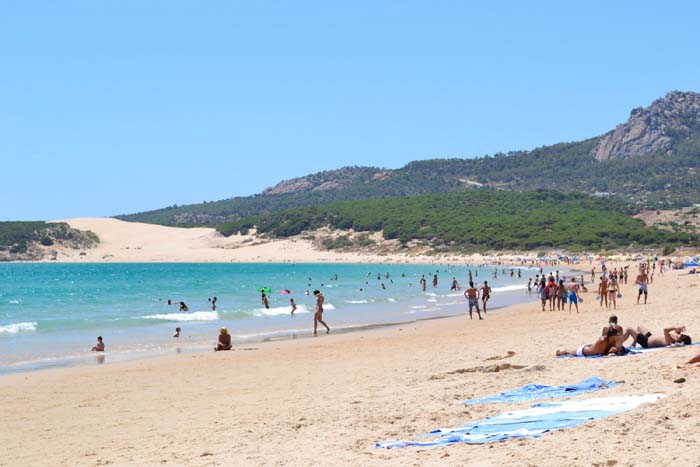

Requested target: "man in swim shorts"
[
  {"left": 464, "top": 282, "right": 482, "bottom": 320},
  {"left": 635, "top": 270, "right": 649, "bottom": 304},
  {"left": 619, "top": 325, "right": 691, "bottom": 349},
  {"left": 313, "top": 290, "right": 330, "bottom": 335},
  {"left": 567, "top": 278, "right": 580, "bottom": 313},
  {"left": 556, "top": 328, "right": 619, "bottom": 357}
]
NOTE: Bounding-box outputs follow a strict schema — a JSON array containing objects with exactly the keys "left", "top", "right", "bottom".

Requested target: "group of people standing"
[{"left": 535, "top": 274, "right": 582, "bottom": 313}]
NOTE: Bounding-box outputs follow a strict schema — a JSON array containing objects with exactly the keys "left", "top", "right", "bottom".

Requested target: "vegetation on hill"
[
  {"left": 0, "top": 222, "right": 99, "bottom": 261},
  {"left": 117, "top": 91, "right": 700, "bottom": 227},
  {"left": 217, "top": 191, "right": 692, "bottom": 252}
]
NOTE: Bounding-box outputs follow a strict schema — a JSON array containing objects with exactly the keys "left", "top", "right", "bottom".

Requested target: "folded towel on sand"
[
  {"left": 462, "top": 376, "right": 619, "bottom": 405},
  {"left": 376, "top": 394, "right": 664, "bottom": 448}
]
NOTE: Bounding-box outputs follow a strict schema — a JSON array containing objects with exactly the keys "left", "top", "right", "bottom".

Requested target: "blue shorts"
[{"left": 569, "top": 292, "right": 578, "bottom": 304}]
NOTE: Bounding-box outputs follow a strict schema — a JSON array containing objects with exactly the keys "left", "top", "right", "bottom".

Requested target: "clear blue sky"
[{"left": 2, "top": 1, "right": 699, "bottom": 220}]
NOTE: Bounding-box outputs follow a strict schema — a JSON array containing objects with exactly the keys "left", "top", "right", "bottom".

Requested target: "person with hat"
[{"left": 214, "top": 327, "right": 232, "bottom": 351}]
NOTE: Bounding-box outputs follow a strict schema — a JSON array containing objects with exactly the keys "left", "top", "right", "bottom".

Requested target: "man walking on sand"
[
  {"left": 567, "top": 277, "right": 580, "bottom": 314},
  {"left": 635, "top": 269, "right": 649, "bottom": 304},
  {"left": 313, "top": 290, "right": 330, "bottom": 336},
  {"left": 464, "top": 282, "right": 482, "bottom": 320}
]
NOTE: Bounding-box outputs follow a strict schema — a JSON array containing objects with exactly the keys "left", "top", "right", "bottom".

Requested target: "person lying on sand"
[
  {"left": 91, "top": 336, "right": 105, "bottom": 352},
  {"left": 556, "top": 328, "right": 619, "bottom": 357},
  {"left": 619, "top": 325, "right": 691, "bottom": 349},
  {"left": 677, "top": 354, "right": 700, "bottom": 368},
  {"left": 214, "top": 327, "right": 232, "bottom": 351}
]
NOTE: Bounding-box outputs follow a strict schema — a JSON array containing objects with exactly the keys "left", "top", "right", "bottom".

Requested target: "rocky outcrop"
[
  {"left": 593, "top": 91, "right": 700, "bottom": 161},
  {"left": 262, "top": 166, "right": 384, "bottom": 195}
]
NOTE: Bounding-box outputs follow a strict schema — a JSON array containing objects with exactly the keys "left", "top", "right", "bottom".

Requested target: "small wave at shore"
[
  {"left": 492, "top": 284, "right": 525, "bottom": 293},
  {"left": 140, "top": 312, "right": 219, "bottom": 322},
  {"left": 255, "top": 305, "right": 310, "bottom": 316},
  {"left": 0, "top": 322, "right": 37, "bottom": 334}
]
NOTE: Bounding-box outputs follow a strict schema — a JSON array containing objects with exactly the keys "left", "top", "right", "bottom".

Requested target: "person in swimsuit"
[
  {"left": 567, "top": 278, "right": 580, "bottom": 313},
  {"left": 464, "top": 282, "right": 482, "bottom": 320},
  {"left": 556, "top": 328, "right": 619, "bottom": 357},
  {"left": 290, "top": 298, "right": 297, "bottom": 315},
  {"left": 214, "top": 327, "right": 232, "bottom": 351},
  {"left": 91, "top": 336, "right": 105, "bottom": 352},
  {"left": 179, "top": 302, "right": 189, "bottom": 312},
  {"left": 480, "top": 281, "right": 491, "bottom": 314},
  {"left": 538, "top": 279, "right": 547, "bottom": 311},
  {"left": 635, "top": 270, "right": 649, "bottom": 304},
  {"left": 173, "top": 327, "right": 181, "bottom": 338},
  {"left": 557, "top": 279, "right": 566, "bottom": 311},
  {"left": 619, "top": 325, "right": 691, "bottom": 348},
  {"left": 313, "top": 290, "right": 330, "bottom": 335},
  {"left": 608, "top": 274, "right": 618, "bottom": 310},
  {"left": 261, "top": 290, "right": 270, "bottom": 309},
  {"left": 598, "top": 276, "right": 608, "bottom": 308}
]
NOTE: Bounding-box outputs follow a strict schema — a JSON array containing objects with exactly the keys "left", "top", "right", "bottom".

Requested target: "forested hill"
[
  {"left": 117, "top": 91, "right": 700, "bottom": 226},
  {"left": 0, "top": 222, "right": 99, "bottom": 261},
  {"left": 217, "top": 191, "right": 691, "bottom": 252}
]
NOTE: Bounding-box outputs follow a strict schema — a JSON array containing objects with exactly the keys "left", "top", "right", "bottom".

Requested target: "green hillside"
[
  {"left": 217, "top": 190, "right": 691, "bottom": 252},
  {"left": 117, "top": 91, "right": 700, "bottom": 227},
  {"left": 0, "top": 221, "right": 99, "bottom": 259}
]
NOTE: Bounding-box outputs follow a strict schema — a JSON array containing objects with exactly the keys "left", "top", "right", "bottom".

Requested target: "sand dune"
[{"left": 50, "top": 218, "right": 479, "bottom": 264}]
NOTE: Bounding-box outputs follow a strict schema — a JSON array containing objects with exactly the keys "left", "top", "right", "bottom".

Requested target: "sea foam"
[
  {"left": 140, "top": 311, "right": 219, "bottom": 322},
  {"left": 0, "top": 322, "right": 37, "bottom": 334}
]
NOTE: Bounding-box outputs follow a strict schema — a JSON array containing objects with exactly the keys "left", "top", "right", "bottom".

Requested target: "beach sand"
[
  {"left": 2, "top": 264, "right": 699, "bottom": 466},
  {"left": 49, "top": 218, "right": 521, "bottom": 264}
]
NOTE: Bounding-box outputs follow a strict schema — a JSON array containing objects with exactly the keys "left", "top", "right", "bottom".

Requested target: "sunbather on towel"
[
  {"left": 556, "top": 329, "right": 619, "bottom": 357},
  {"left": 619, "top": 325, "right": 691, "bottom": 349}
]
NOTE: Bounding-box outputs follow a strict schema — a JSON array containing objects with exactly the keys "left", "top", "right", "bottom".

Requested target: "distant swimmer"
[
  {"left": 381, "top": 283, "right": 386, "bottom": 290},
  {"left": 420, "top": 275, "right": 427, "bottom": 292},
  {"left": 451, "top": 277, "right": 458, "bottom": 292},
  {"left": 179, "top": 302, "right": 189, "bottom": 312},
  {"left": 214, "top": 327, "right": 232, "bottom": 351},
  {"left": 261, "top": 290, "right": 270, "bottom": 309},
  {"left": 480, "top": 281, "right": 491, "bottom": 314},
  {"left": 209, "top": 296, "right": 217, "bottom": 311},
  {"left": 290, "top": 298, "right": 297, "bottom": 315},
  {"left": 173, "top": 327, "right": 181, "bottom": 338},
  {"left": 464, "top": 282, "right": 482, "bottom": 320},
  {"left": 432, "top": 274, "right": 438, "bottom": 288},
  {"left": 91, "top": 336, "right": 105, "bottom": 352},
  {"left": 313, "top": 290, "right": 330, "bottom": 336}
]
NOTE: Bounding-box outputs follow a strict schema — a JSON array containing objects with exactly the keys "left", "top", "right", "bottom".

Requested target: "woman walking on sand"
[
  {"left": 313, "top": 290, "right": 330, "bottom": 336},
  {"left": 608, "top": 273, "right": 619, "bottom": 310}
]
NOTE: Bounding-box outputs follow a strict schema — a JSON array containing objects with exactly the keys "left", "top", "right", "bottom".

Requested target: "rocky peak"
[
  {"left": 262, "top": 166, "right": 385, "bottom": 195},
  {"left": 592, "top": 91, "right": 700, "bottom": 161}
]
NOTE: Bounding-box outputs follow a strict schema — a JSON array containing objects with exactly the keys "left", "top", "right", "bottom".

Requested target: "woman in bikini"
[{"left": 608, "top": 273, "right": 618, "bottom": 310}]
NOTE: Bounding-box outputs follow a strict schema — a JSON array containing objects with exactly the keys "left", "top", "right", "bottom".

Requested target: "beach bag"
[{"left": 617, "top": 293, "right": 622, "bottom": 299}]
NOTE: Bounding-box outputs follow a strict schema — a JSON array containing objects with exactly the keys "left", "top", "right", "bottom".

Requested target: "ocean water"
[{"left": 0, "top": 262, "right": 551, "bottom": 374}]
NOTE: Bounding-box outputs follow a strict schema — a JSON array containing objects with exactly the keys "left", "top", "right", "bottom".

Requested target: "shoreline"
[{"left": 3, "top": 264, "right": 700, "bottom": 466}]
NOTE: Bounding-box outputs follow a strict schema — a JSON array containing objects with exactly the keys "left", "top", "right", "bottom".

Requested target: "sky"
[{"left": 2, "top": 1, "right": 699, "bottom": 220}]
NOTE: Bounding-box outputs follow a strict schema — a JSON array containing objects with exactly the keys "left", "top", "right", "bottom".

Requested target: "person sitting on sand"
[
  {"left": 619, "top": 325, "right": 691, "bottom": 349},
  {"left": 91, "top": 336, "right": 105, "bottom": 352},
  {"left": 556, "top": 328, "right": 619, "bottom": 357},
  {"left": 214, "top": 327, "right": 232, "bottom": 351},
  {"left": 173, "top": 327, "right": 181, "bottom": 338}
]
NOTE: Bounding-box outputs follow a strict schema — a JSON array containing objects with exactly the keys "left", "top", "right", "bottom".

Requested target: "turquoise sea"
[{"left": 0, "top": 263, "right": 546, "bottom": 374}]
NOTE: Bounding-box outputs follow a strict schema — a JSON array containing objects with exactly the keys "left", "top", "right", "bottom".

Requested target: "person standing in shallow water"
[
  {"left": 261, "top": 290, "right": 270, "bottom": 309},
  {"left": 313, "top": 290, "right": 330, "bottom": 336}
]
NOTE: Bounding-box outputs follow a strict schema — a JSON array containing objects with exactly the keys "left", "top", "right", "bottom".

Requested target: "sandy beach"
[
  {"left": 2, "top": 262, "right": 699, "bottom": 467},
  {"left": 49, "top": 218, "right": 536, "bottom": 265}
]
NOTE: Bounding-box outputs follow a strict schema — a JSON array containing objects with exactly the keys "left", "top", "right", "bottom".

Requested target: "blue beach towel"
[
  {"left": 462, "top": 376, "right": 619, "bottom": 405},
  {"left": 376, "top": 394, "right": 664, "bottom": 448}
]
